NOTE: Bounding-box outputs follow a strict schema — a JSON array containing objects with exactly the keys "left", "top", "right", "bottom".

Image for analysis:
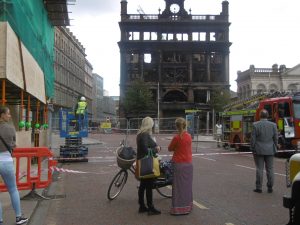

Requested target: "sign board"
[
  {"left": 101, "top": 122, "right": 112, "bottom": 129},
  {"left": 185, "top": 109, "right": 202, "bottom": 113}
]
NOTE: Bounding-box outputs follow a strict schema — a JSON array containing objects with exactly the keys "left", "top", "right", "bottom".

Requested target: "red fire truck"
[{"left": 221, "top": 92, "right": 300, "bottom": 152}]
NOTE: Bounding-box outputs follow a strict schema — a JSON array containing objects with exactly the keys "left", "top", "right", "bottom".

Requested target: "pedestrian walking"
[
  {"left": 136, "top": 117, "right": 161, "bottom": 215},
  {"left": 250, "top": 109, "right": 278, "bottom": 193},
  {"left": 168, "top": 117, "right": 193, "bottom": 215},
  {"left": 0, "top": 106, "right": 28, "bottom": 224},
  {"left": 215, "top": 122, "right": 223, "bottom": 147}
]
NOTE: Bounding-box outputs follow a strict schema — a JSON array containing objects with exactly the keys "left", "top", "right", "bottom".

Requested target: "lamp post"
[{"left": 157, "top": 82, "right": 160, "bottom": 134}]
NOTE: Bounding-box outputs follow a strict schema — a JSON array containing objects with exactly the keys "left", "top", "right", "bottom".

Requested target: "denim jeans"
[{"left": 0, "top": 160, "right": 22, "bottom": 221}]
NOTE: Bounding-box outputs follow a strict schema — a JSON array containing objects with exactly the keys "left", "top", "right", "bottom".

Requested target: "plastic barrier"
[{"left": 0, "top": 147, "right": 57, "bottom": 192}]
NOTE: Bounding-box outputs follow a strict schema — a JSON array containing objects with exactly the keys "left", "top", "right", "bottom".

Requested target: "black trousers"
[{"left": 138, "top": 178, "right": 154, "bottom": 207}]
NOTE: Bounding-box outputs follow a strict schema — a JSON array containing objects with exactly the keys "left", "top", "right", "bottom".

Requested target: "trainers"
[
  {"left": 138, "top": 206, "right": 149, "bottom": 213},
  {"left": 16, "top": 216, "right": 28, "bottom": 225},
  {"left": 148, "top": 207, "right": 161, "bottom": 216},
  {"left": 268, "top": 188, "right": 273, "bottom": 193},
  {"left": 253, "top": 189, "right": 262, "bottom": 193}
]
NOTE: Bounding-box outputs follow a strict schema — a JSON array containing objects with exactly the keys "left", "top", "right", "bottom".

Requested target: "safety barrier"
[{"left": 0, "top": 147, "right": 57, "bottom": 192}]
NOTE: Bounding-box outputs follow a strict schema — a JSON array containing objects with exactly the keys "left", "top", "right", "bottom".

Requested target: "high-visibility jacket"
[{"left": 76, "top": 101, "right": 87, "bottom": 115}]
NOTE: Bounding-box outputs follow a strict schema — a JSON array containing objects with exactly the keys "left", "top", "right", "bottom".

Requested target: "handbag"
[{"left": 135, "top": 149, "right": 160, "bottom": 179}]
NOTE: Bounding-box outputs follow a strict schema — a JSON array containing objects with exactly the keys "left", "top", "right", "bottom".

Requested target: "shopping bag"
[{"left": 135, "top": 149, "right": 160, "bottom": 179}]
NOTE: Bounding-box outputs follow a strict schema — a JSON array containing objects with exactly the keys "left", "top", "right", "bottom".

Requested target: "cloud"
[{"left": 69, "top": 0, "right": 119, "bottom": 16}]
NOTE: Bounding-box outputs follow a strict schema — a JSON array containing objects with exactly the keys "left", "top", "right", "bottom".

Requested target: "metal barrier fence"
[{"left": 50, "top": 116, "right": 213, "bottom": 136}]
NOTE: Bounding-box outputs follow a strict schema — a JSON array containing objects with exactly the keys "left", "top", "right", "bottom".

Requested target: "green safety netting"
[{"left": 0, "top": 0, "right": 54, "bottom": 98}]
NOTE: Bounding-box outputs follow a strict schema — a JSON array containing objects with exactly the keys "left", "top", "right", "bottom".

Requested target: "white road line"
[
  {"left": 196, "top": 156, "right": 217, "bottom": 161},
  {"left": 235, "top": 164, "right": 255, "bottom": 170},
  {"left": 225, "top": 223, "right": 235, "bottom": 225},
  {"left": 193, "top": 200, "right": 209, "bottom": 209},
  {"left": 235, "top": 164, "right": 286, "bottom": 177}
]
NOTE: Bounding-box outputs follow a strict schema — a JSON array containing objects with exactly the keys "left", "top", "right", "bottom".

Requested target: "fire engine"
[{"left": 220, "top": 92, "right": 300, "bottom": 153}]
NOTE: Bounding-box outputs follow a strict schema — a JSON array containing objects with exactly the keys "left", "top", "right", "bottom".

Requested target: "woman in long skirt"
[{"left": 168, "top": 117, "right": 193, "bottom": 215}]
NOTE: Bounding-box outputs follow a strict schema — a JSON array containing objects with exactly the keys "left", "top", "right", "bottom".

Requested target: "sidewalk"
[{"left": 0, "top": 133, "right": 102, "bottom": 225}]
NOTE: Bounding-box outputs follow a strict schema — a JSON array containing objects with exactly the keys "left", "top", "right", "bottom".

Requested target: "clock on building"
[{"left": 170, "top": 3, "right": 180, "bottom": 14}]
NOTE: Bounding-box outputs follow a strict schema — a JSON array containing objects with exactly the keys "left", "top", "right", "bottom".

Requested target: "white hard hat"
[{"left": 80, "top": 96, "right": 86, "bottom": 101}]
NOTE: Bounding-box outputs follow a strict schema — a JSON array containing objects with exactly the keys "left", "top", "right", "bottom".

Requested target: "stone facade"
[
  {"left": 53, "top": 27, "right": 93, "bottom": 115},
  {"left": 118, "top": 0, "right": 231, "bottom": 119},
  {"left": 236, "top": 64, "right": 300, "bottom": 99}
]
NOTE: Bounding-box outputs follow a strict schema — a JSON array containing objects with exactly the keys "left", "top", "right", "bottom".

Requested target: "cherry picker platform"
[{"left": 58, "top": 109, "right": 88, "bottom": 162}]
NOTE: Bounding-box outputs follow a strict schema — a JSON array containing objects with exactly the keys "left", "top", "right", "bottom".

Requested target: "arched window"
[
  {"left": 269, "top": 84, "right": 278, "bottom": 92},
  {"left": 287, "top": 84, "right": 297, "bottom": 92},
  {"left": 163, "top": 90, "right": 187, "bottom": 102},
  {"left": 257, "top": 84, "right": 266, "bottom": 94}
]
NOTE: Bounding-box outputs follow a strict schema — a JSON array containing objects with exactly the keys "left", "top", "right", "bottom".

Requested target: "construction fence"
[{"left": 50, "top": 116, "right": 213, "bottom": 136}]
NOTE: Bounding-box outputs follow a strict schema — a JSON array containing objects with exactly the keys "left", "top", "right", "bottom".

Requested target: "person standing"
[
  {"left": 168, "top": 117, "right": 193, "bottom": 215},
  {"left": 215, "top": 122, "right": 223, "bottom": 147},
  {"left": 250, "top": 109, "right": 278, "bottom": 193},
  {"left": 75, "top": 96, "right": 87, "bottom": 130},
  {"left": 136, "top": 117, "right": 161, "bottom": 215},
  {"left": 0, "top": 106, "right": 28, "bottom": 224}
]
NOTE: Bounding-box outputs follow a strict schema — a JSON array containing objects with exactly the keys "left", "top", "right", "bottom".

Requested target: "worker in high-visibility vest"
[{"left": 75, "top": 96, "right": 87, "bottom": 130}]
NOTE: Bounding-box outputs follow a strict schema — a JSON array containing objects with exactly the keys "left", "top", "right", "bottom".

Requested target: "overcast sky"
[{"left": 68, "top": 0, "right": 300, "bottom": 96}]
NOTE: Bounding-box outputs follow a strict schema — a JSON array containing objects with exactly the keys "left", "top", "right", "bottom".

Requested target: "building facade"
[
  {"left": 53, "top": 27, "right": 93, "bottom": 117},
  {"left": 103, "top": 92, "right": 117, "bottom": 120},
  {"left": 0, "top": 0, "right": 70, "bottom": 146},
  {"left": 118, "top": 0, "right": 231, "bottom": 120},
  {"left": 236, "top": 64, "right": 300, "bottom": 100},
  {"left": 92, "top": 73, "right": 104, "bottom": 120}
]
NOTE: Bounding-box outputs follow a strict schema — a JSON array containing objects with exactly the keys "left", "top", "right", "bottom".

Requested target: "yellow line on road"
[{"left": 193, "top": 200, "right": 209, "bottom": 209}]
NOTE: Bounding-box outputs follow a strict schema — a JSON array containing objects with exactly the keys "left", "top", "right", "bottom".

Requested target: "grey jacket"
[
  {"left": 250, "top": 119, "right": 278, "bottom": 155},
  {"left": 0, "top": 121, "right": 16, "bottom": 153}
]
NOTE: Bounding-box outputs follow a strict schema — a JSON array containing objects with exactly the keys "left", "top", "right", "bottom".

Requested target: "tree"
[
  {"left": 123, "top": 79, "right": 155, "bottom": 118},
  {"left": 209, "top": 87, "right": 231, "bottom": 113}
]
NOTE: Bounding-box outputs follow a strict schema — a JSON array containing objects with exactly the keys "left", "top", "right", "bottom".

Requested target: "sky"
[{"left": 68, "top": 0, "right": 300, "bottom": 96}]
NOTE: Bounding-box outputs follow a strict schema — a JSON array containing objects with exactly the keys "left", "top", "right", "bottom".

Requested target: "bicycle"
[{"left": 107, "top": 143, "right": 172, "bottom": 200}]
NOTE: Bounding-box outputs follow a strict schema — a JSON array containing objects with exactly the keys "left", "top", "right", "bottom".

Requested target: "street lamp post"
[{"left": 157, "top": 82, "right": 160, "bottom": 134}]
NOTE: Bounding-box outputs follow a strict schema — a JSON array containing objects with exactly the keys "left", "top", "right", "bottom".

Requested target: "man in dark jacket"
[{"left": 250, "top": 109, "right": 278, "bottom": 193}]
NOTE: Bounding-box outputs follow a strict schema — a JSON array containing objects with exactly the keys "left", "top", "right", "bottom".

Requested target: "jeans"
[{"left": 0, "top": 160, "right": 22, "bottom": 221}]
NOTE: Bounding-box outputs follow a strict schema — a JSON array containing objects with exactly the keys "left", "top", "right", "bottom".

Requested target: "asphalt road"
[{"left": 29, "top": 133, "right": 291, "bottom": 225}]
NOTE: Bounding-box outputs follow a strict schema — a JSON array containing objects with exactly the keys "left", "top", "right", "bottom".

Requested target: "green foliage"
[
  {"left": 123, "top": 80, "right": 155, "bottom": 117},
  {"left": 209, "top": 87, "right": 231, "bottom": 112}
]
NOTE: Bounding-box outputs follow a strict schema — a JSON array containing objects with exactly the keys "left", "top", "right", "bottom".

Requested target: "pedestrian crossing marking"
[{"left": 193, "top": 200, "right": 209, "bottom": 209}]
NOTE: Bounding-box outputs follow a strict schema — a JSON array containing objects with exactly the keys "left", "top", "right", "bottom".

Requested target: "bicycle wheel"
[
  {"left": 107, "top": 169, "right": 128, "bottom": 200},
  {"left": 155, "top": 178, "right": 172, "bottom": 198}
]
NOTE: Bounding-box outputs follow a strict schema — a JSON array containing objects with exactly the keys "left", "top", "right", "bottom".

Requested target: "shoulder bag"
[{"left": 135, "top": 148, "right": 160, "bottom": 179}]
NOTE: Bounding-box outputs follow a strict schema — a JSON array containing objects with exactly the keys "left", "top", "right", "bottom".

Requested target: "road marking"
[
  {"left": 193, "top": 200, "right": 209, "bottom": 209},
  {"left": 196, "top": 156, "right": 216, "bottom": 161},
  {"left": 235, "top": 164, "right": 255, "bottom": 170},
  {"left": 225, "top": 223, "right": 235, "bottom": 225},
  {"left": 235, "top": 164, "right": 286, "bottom": 177}
]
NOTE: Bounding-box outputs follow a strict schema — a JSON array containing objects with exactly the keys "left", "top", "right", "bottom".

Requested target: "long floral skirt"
[{"left": 170, "top": 162, "right": 193, "bottom": 215}]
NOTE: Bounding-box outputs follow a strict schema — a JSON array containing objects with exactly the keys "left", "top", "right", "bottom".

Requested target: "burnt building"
[{"left": 118, "top": 0, "right": 231, "bottom": 120}]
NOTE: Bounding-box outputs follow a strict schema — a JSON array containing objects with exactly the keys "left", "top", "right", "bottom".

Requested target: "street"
[{"left": 29, "top": 133, "right": 290, "bottom": 225}]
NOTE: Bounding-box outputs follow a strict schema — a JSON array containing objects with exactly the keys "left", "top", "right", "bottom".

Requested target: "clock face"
[{"left": 170, "top": 3, "right": 180, "bottom": 14}]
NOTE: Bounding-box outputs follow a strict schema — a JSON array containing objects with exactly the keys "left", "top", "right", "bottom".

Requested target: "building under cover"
[{"left": 0, "top": 0, "right": 70, "bottom": 145}]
